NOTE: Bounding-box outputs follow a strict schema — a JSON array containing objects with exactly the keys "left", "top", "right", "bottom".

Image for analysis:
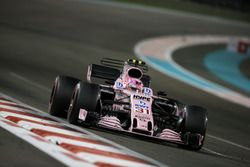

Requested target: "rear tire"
[
  {"left": 67, "top": 82, "right": 100, "bottom": 125},
  {"left": 48, "top": 76, "right": 80, "bottom": 118},
  {"left": 182, "top": 105, "right": 207, "bottom": 150}
]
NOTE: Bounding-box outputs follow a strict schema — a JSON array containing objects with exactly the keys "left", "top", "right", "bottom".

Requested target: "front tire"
[
  {"left": 67, "top": 82, "right": 100, "bottom": 125},
  {"left": 48, "top": 76, "right": 80, "bottom": 118},
  {"left": 182, "top": 105, "right": 207, "bottom": 150}
]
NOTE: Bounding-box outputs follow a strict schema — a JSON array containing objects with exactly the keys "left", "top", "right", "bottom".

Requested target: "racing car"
[{"left": 48, "top": 58, "right": 208, "bottom": 150}]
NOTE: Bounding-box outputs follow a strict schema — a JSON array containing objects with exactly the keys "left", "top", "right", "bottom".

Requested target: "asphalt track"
[{"left": 0, "top": 0, "right": 250, "bottom": 166}]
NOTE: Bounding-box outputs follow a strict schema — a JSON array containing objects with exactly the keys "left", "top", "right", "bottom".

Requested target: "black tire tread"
[{"left": 48, "top": 76, "right": 80, "bottom": 118}]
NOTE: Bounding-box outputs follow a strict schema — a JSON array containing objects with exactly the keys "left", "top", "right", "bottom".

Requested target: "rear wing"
[
  {"left": 87, "top": 64, "right": 120, "bottom": 83},
  {"left": 87, "top": 58, "right": 151, "bottom": 87},
  {"left": 87, "top": 64, "right": 151, "bottom": 87},
  {"left": 101, "top": 58, "right": 148, "bottom": 72}
]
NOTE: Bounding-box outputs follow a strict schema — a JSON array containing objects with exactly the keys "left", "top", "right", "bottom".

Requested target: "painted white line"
[
  {"left": 0, "top": 117, "right": 94, "bottom": 167},
  {"left": 207, "top": 134, "right": 250, "bottom": 151},
  {"left": 9, "top": 72, "right": 50, "bottom": 92},
  {"left": 203, "top": 147, "right": 230, "bottom": 157},
  {"left": 203, "top": 147, "right": 250, "bottom": 163},
  {"left": 202, "top": 147, "right": 240, "bottom": 159},
  {"left": 0, "top": 99, "right": 17, "bottom": 105},
  {"left": 0, "top": 105, "right": 29, "bottom": 112}
]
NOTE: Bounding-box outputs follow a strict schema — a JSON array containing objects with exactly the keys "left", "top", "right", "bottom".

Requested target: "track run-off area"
[
  {"left": 0, "top": 0, "right": 250, "bottom": 167},
  {"left": 135, "top": 34, "right": 250, "bottom": 162},
  {"left": 135, "top": 35, "right": 250, "bottom": 108}
]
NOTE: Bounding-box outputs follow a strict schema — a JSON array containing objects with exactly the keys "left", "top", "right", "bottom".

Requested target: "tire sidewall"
[
  {"left": 67, "top": 82, "right": 100, "bottom": 125},
  {"left": 182, "top": 105, "right": 208, "bottom": 150},
  {"left": 48, "top": 76, "right": 79, "bottom": 118}
]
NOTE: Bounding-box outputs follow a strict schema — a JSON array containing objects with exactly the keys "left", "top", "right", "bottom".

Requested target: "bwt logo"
[
  {"left": 143, "top": 88, "right": 151, "bottom": 95},
  {"left": 139, "top": 101, "right": 146, "bottom": 106},
  {"left": 116, "top": 82, "right": 123, "bottom": 88},
  {"left": 133, "top": 95, "right": 151, "bottom": 102}
]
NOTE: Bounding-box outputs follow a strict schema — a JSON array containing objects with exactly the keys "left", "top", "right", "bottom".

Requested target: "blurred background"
[
  {"left": 113, "top": 0, "right": 250, "bottom": 22},
  {"left": 0, "top": 0, "right": 249, "bottom": 167}
]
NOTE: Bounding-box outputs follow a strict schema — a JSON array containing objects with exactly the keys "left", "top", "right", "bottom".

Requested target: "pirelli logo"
[{"left": 133, "top": 95, "right": 150, "bottom": 102}]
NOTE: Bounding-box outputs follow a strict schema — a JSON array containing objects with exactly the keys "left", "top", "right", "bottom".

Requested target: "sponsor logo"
[
  {"left": 143, "top": 88, "right": 152, "bottom": 95},
  {"left": 135, "top": 100, "right": 148, "bottom": 109},
  {"left": 135, "top": 101, "right": 150, "bottom": 114},
  {"left": 135, "top": 114, "right": 151, "bottom": 120},
  {"left": 139, "top": 100, "right": 146, "bottom": 106},
  {"left": 115, "top": 82, "right": 124, "bottom": 89},
  {"left": 78, "top": 109, "right": 88, "bottom": 121},
  {"left": 135, "top": 104, "right": 148, "bottom": 109},
  {"left": 133, "top": 95, "right": 151, "bottom": 102}
]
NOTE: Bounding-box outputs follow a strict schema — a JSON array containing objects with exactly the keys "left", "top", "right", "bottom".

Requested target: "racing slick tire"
[
  {"left": 182, "top": 105, "right": 207, "bottom": 150},
  {"left": 48, "top": 76, "right": 80, "bottom": 118},
  {"left": 67, "top": 82, "right": 100, "bottom": 125}
]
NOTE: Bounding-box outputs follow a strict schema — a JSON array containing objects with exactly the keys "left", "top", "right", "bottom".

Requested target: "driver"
[{"left": 127, "top": 77, "right": 143, "bottom": 93}]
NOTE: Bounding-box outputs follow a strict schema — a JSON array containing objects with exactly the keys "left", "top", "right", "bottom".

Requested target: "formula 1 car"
[{"left": 48, "top": 58, "right": 208, "bottom": 150}]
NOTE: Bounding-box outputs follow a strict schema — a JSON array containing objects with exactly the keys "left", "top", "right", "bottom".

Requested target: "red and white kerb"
[{"left": 0, "top": 97, "right": 159, "bottom": 167}]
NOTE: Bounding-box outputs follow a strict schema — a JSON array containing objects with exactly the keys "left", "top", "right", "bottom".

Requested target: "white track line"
[
  {"left": 207, "top": 134, "right": 250, "bottom": 151},
  {"left": 0, "top": 105, "right": 29, "bottom": 112},
  {"left": 202, "top": 147, "right": 241, "bottom": 160},
  {"left": 203, "top": 147, "right": 250, "bottom": 163}
]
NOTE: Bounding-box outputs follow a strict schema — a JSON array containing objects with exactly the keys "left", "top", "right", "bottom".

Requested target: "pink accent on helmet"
[{"left": 127, "top": 78, "right": 143, "bottom": 92}]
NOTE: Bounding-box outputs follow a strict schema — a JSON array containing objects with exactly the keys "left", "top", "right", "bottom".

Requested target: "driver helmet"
[{"left": 127, "top": 78, "right": 143, "bottom": 93}]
